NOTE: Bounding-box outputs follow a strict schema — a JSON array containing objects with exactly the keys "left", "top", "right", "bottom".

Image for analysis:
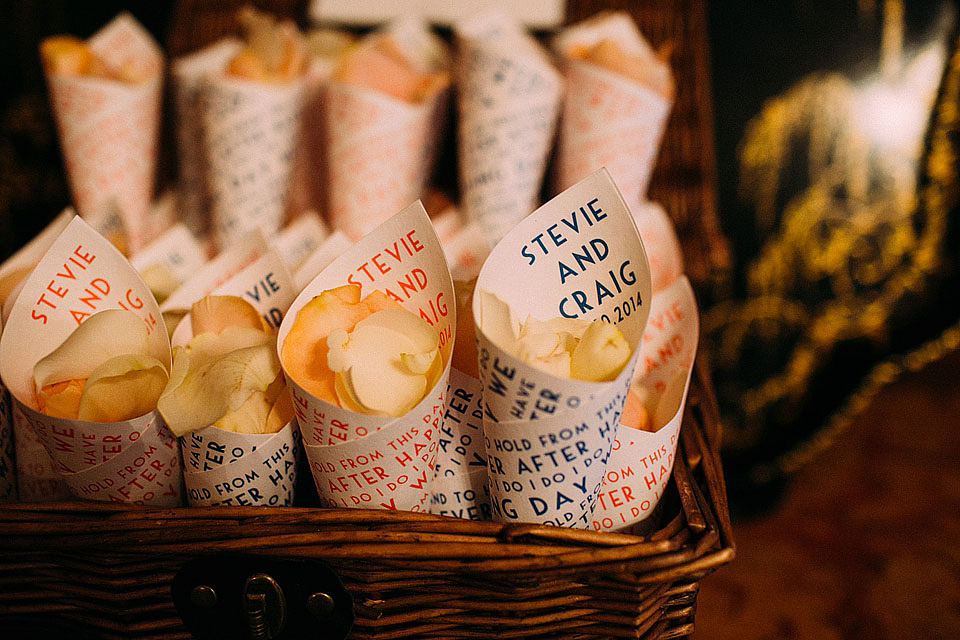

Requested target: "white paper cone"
[
  {"left": 183, "top": 421, "right": 299, "bottom": 507},
  {"left": 160, "top": 229, "right": 267, "bottom": 315},
  {"left": 473, "top": 169, "right": 652, "bottom": 528},
  {"left": 454, "top": 12, "right": 564, "bottom": 247},
  {"left": 168, "top": 247, "right": 300, "bottom": 506},
  {"left": 203, "top": 74, "right": 306, "bottom": 249},
  {"left": 131, "top": 223, "right": 208, "bottom": 285},
  {"left": 429, "top": 367, "right": 491, "bottom": 520},
  {"left": 170, "top": 247, "right": 298, "bottom": 346},
  {"left": 633, "top": 201, "right": 684, "bottom": 293},
  {"left": 11, "top": 401, "right": 71, "bottom": 502},
  {"left": 43, "top": 14, "right": 164, "bottom": 253},
  {"left": 591, "top": 275, "right": 698, "bottom": 532},
  {"left": 172, "top": 39, "right": 243, "bottom": 236},
  {"left": 0, "top": 217, "right": 181, "bottom": 505},
  {"left": 553, "top": 13, "right": 674, "bottom": 207},
  {"left": 278, "top": 201, "right": 456, "bottom": 512}
]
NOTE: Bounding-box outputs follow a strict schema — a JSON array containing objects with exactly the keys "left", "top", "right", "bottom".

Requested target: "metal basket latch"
[
  {"left": 244, "top": 573, "right": 286, "bottom": 639},
  {"left": 172, "top": 554, "right": 353, "bottom": 640}
]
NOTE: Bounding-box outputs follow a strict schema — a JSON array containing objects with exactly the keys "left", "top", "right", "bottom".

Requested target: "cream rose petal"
[{"left": 77, "top": 353, "right": 169, "bottom": 423}]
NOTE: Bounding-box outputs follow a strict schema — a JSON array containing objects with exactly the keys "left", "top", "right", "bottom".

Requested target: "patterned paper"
[
  {"left": 278, "top": 201, "right": 455, "bottom": 512},
  {"left": 325, "top": 20, "right": 450, "bottom": 241},
  {"left": 429, "top": 367, "right": 491, "bottom": 520},
  {"left": 591, "top": 275, "right": 698, "bottom": 532},
  {"left": 0, "top": 217, "right": 181, "bottom": 505},
  {"left": 454, "top": 11, "right": 564, "bottom": 247},
  {"left": 473, "top": 169, "right": 651, "bottom": 527},
  {"left": 172, "top": 39, "right": 243, "bottom": 236},
  {"left": 170, "top": 248, "right": 301, "bottom": 507},
  {"left": 553, "top": 11, "right": 673, "bottom": 207},
  {"left": 43, "top": 13, "right": 165, "bottom": 252}
]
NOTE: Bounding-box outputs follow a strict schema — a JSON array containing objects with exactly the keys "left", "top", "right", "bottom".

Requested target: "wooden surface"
[{"left": 694, "top": 349, "right": 960, "bottom": 639}]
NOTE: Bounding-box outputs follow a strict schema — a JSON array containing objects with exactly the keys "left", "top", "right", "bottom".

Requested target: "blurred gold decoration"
[{"left": 705, "top": 0, "right": 956, "bottom": 461}]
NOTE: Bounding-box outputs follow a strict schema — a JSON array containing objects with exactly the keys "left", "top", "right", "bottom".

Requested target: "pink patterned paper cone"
[
  {"left": 43, "top": 13, "right": 164, "bottom": 253},
  {"left": 553, "top": 12, "right": 674, "bottom": 208},
  {"left": 325, "top": 20, "right": 450, "bottom": 241}
]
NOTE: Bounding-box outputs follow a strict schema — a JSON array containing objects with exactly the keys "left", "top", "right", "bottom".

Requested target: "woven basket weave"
[
  {"left": 0, "top": 1, "right": 734, "bottom": 638},
  {"left": 0, "top": 359, "right": 732, "bottom": 639}
]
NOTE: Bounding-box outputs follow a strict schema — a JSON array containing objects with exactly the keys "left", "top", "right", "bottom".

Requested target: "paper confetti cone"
[
  {"left": 42, "top": 13, "right": 164, "bottom": 253},
  {"left": 591, "top": 275, "right": 698, "bottom": 533},
  {"left": 454, "top": 11, "right": 564, "bottom": 247},
  {"left": 170, "top": 248, "right": 301, "bottom": 507},
  {"left": 172, "top": 39, "right": 242, "bottom": 237},
  {"left": 553, "top": 11, "right": 674, "bottom": 207},
  {"left": 473, "top": 169, "right": 652, "bottom": 528},
  {"left": 429, "top": 366, "right": 491, "bottom": 520},
  {"left": 202, "top": 67, "right": 306, "bottom": 250},
  {"left": 0, "top": 217, "right": 182, "bottom": 506},
  {"left": 632, "top": 201, "right": 684, "bottom": 293},
  {"left": 278, "top": 201, "right": 455, "bottom": 512},
  {"left": 324, "top": 20, "right": 450, "bottom": 241},
  {"left": 11, "top": 402, "right": 70, "bottom": 502}
]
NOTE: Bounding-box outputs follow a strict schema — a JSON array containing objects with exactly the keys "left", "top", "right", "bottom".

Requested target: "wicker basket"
[
  {"left": 0, "top": 1, "right": 733, "bottom": 638},
  {"left": 0, "top": 358, "right": 732, "bottom": 640}
]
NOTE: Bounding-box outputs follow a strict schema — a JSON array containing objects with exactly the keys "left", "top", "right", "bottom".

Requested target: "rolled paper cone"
[
  {"left": 0, "top": 208, "right": 75, "bottom": 323},
  {"left": 43, "top": 13, "right": 164, "bottom": 253},
  {"left": 325, "top": 21, "right": 450, "bottom": 241},
  {"left": 131, "top": 223, "right": 208, "bottom": 287},
  {"left": 168, "top": 247, "right": 300, "bottom": 507},
  {"left": 553, "top": 12, "right": 674, "bottom": 207},
  {"left": 591, "top": 275, "right": 698, "bottom": 533},
  {"left": 293, "top": 231, "right": 353, "bottom": 290},
  {"left": 278, "top": 201, "right": 456, "bottom": 512},
  {"left": 11, "top": 402, "right": 71, "bottom": 502},
  {"left": 0, "top": 217, "right": 182, "bottom": 505},
  {"left": 429, "top": 367, "right": 491, "bottom": 520},
  {"left": 169, "top": 247, "right": 298, "bottom": 347},
  {"left": 182, "top": 421, "right": 299, "bottom": 507},
  {"left": 454, "top": 11, "right": 564, "bottom": 247},
  {"left": 632, "top": 201, "right": 684, "bottom": 293},
  {"left": 160, "top": 229, "right": 267, "bottom": 316},
  {"left": 472, "top": 169, "right": 652, "bottom": 528},
  {"left": 271, "top": 212, "right": 330, "bottom": 274},
  {"left": 203, "top": 73, "right": 306, "bottom": 250},
  {"left": 172, "top": 39, "right": 243, "bottom": 237}
]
